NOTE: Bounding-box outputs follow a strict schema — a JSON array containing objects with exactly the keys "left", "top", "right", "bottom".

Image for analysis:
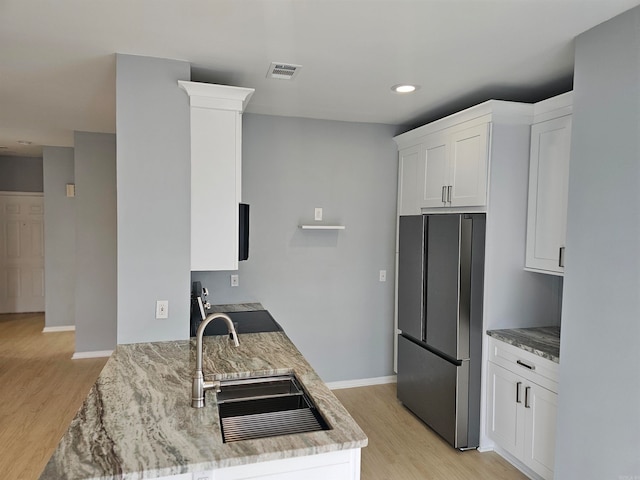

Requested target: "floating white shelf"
[{"left": 299, "top": 225, "right": 346, "bottom": 230}]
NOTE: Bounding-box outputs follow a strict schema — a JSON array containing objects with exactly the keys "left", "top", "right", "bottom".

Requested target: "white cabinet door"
[
  {"left": 397, "top": 145, "right": 422, "bottom": 216},
  {"left": 525, "top": 115, "right": 572, "bottom": 275},
  {"left": 420, "top": 133, "right": 449, "bottom": 208},
  {"left": 180, "top": 81, "right": 254, "bottom": 272},
  {"left": 449, "top": 124, "right": 489, "bottom": 207},
  {"left": 487, "top": 360, "right": 558, "bottom": 480},
  {"left": 486, "top": 362, "right": 523, "bottom": 459},
  {"left": 190, "top": 107, "right": 240, "bottom": 271},
  {"left": 523, "top": 383, "right": 557, "bottom": 480}
]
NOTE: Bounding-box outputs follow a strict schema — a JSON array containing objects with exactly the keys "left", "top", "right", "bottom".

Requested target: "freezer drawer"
[{"left": 397, "top": 335, "right": 476, "bottom": 449}]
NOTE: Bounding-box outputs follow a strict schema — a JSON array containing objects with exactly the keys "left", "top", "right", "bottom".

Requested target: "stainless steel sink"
[{"left": 217, "top": 374, "right": 330, "bottom": 442}]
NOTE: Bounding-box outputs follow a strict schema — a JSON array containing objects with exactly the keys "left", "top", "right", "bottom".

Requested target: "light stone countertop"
[
  {"left": 486, "top": 326, "right": 561, "bottom": 363},
  {"left": 40, "top": 309, "right": 367, "bottom": 479}
]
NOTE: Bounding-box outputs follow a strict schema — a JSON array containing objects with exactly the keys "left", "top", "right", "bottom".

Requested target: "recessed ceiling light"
[
  {"left": 391, "top": 84, "right": 419, "bottom": 94},
  {"left": 17, "top": 140, "right": 32, "bottom": 145}
]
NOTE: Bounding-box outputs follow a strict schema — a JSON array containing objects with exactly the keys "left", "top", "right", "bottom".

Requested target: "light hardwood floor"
[
  {"left": 1, "top": 313, "right": 525, "bottom": 480},
  {"left": 0, "top": 313, "right": 107, "bottom": 480},
  {"left": 333, "top": 383, "right": 527, "bottom": 480}
]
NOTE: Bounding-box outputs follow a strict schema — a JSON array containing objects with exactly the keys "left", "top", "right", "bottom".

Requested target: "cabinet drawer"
[{"left": 487, "top": 337, "right": 559, "bottom": 392}]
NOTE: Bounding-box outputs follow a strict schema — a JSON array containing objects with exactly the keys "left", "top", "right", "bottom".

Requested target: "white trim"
[
  {"left": 393, "top": 100, "right": 534, "bottom": 148},
  {"left": 42, "top": 325, "right": 75, "bottom": 332},
  {"left": 0, "top": 191, "right": 44, "bottom": 197},
  {"left": 72, "top": 350, "right": 113, "bottom": 359},
  {"left": 492, "top": 445, "right": 546, "bottom": 480},
  {"left": 327, "top": 375, "right": 397, "bottom": 390}
]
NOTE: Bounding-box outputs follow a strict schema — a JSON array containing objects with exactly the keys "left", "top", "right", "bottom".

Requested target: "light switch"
[
  {"left": 156, "top": 300, "right": 168, "bottom": 319},
  {"left": 314, "top": 208, "right": 323, "bottom": 221},
  {"left": 379, "top": 270, "right": 387, "bottom": 282}
]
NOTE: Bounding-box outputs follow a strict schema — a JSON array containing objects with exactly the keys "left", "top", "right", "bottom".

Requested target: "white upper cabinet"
[
  {"left": 420, "top": 132, "right": 449, "bottom": 208},
  {"left": 448, "top": 124, "right": 489, "bottom": 207},
  {"left": 397, "top": 145, "right": 422, "bottom": 216},
  {"left": 525, "top": 92, "right": 572, "bottom": 275},
  {"left": 394, "top": 100, "right": 530, "bottom": 214},
  {"left": 400, "top": 122, "right": 490, "bottom": 210},
  {"left": 179, "top": 81, "right": 254, "bottom": 272}
]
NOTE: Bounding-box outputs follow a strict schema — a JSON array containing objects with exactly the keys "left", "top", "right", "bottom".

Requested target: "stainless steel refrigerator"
[{"left": 397, "top": 213, "right": 485, "bottom": 449}]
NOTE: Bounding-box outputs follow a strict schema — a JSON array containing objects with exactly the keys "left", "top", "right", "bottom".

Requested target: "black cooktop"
[{"left": 197, "top": 310, "right": 283, "bottom": 337}]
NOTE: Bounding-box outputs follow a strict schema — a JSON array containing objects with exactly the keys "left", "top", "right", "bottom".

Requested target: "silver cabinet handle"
[
  {"left": 524, "top": 386, "right": 531, "bottom": 408},
  {"left": 517, "top": 359, "right": 535, "bottom": 370},
  {"left": 447, "top": 185, "right": 452, "bottom": 203},
  {"left": 442, "top": 186, "right": 447, "bottom": 203},
  {"left": 559, "top": 246, "right": 565, "bottom": 268},
  {"left": 516, "top": 381, "right": 522, "bottom": 403}
]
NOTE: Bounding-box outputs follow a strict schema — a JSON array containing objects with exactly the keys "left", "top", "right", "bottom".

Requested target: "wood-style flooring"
[
  {"left": 1, "top": 313, "right": 525, "bottom": 480},
  {"left": 333, "top": 383, "right": 526, "bottom": 480},
  {"left": 0, "top": 313, "right": 107, "bottom": 480}
]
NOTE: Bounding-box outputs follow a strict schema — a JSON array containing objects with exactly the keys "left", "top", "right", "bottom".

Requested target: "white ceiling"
[{"left": 1, "top": 0, "right": 639, "bottom": 157}]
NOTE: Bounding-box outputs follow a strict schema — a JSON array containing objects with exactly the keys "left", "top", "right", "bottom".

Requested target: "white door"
[
  {"left": 449, "top": 124, "right": 489, "bottom": 207},
  {"left": 525, "top": 115, "right": 572, "bottom": 274},
  {"left": 420, "top": 133, "right": 449, "bottom": 208},
  {"left": 523, "top": 383, "right": 557, "bottom": 480},
  {"left": 397, "top": 145, "right": 422, "bottom": 216},
  {"left": 486, "top": 362, "right": 523, "bottom": 458},
  {"left": 0, "top": 194, "right": 45, "bottom": 313}
]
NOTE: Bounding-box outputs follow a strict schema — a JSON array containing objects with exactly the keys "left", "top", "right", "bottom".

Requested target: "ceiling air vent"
[{"left": 266, "top": 62, "right": 302, "bottom": 80}]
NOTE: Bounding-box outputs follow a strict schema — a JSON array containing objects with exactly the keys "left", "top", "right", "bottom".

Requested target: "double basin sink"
[{"left": 216, "top": 373, "right": 330, "bottom": 443}]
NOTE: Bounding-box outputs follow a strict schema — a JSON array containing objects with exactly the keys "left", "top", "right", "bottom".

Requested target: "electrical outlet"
[
  {"left": 230, "top": 274, "right": 239, "bottom": 287},
  {"left": 379, "top": 270, "right": 387, "bottom": 282},
  {"left": 155, "top": 300, "right": 169, "bottom": 319},
  {"left": 314, "top": 207, "right": 323, "bottom": 221}
]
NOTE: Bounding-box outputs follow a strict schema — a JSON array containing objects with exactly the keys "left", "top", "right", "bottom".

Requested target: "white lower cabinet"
[
  {"left": 171, "top": 449, "right": 361, "bottom": 480},
  {"left": 486, "top": 338, "right": 558, "bottom": 480}
]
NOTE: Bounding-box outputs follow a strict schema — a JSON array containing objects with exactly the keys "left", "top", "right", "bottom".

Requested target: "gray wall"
[
  {"left": 74, "top": 132, "right": 117, "bottom": 353},
  {"left": 42, "top": 147, "right": 76, "bottom": 328},
  {"left": 555, "top": 7, "right": 640, "bottom": 479},
  {"left": 193, "top": 113, "right": 399, "bottom": 382},
  {"left": 116, "top": 54, "right": 191, "bottom": 344},
  {"left": 0, "top": 155, "right": 43, "bottom": 192}
]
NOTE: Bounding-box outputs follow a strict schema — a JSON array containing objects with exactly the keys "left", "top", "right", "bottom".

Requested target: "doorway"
[{"left": 0, "top": 192, "right": 45, "bottom": 313}]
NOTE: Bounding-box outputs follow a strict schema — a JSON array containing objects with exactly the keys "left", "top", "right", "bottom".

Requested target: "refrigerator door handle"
[{"left": 516, "top": 381, "right": 522, "bottom": 403}]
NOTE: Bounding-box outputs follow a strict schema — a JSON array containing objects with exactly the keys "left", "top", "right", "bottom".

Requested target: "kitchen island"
[{"left": 40, "top": 311, "right": 367, "bottom": 479}]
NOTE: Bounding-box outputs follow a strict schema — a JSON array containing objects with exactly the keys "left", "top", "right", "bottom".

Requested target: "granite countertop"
[
  {"left": 486, "top": 326, "right": 561, "bottom": 363},
  {"left": 40, "top": 306, "right": 367, "bottom": 480}
]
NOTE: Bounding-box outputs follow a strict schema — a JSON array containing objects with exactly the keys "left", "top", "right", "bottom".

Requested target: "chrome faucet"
[{"left": 192, "top": 312, "right": 240, "bottom": 408}]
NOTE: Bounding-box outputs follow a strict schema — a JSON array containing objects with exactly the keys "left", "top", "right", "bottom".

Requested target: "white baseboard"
[
  {"left": 42, "top": 325, "right": 75, "bottom": 333},
  {"left": 327, "top": 375, "right": 397, "bottom": 390},
  {"left": 72, "top": 350, "right": 113, "bottom": 359},
  {"left": 492, "top": 445, "right": 545, "bottom": 480}
]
